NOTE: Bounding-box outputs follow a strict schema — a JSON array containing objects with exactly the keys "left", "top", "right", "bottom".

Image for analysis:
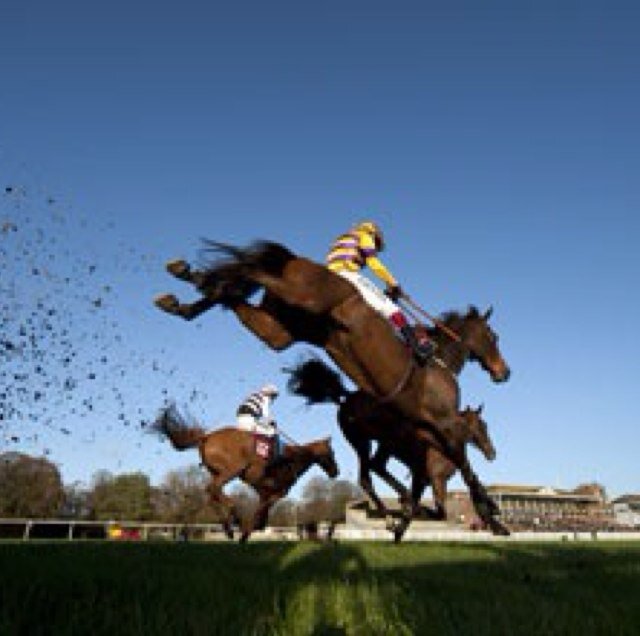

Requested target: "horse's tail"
[
  {"left": 150, "top": 403, "right": 207, "bottom": 451},
  {"left": 285, "top": 356, "right": 349, "bottom": 406},
  {"left": 198, "top": 240, "right": 296, "bottom": 300}
]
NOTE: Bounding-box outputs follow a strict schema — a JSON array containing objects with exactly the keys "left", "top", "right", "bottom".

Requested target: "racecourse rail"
[{"left": 2, "top": 518, "right": 639, "bottom": 542}]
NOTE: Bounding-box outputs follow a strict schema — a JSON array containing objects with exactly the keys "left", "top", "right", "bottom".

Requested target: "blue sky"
[{"left": 1, "top": 2, "right": 639, "bottom": 498}]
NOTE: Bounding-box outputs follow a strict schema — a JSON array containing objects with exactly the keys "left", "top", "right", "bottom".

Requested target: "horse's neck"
[
  {"left": 286, "top": 448, "right": 315, "bottom": 478},
  {"left": 433, "top": 335, "right": 467, "bottom": 375}
]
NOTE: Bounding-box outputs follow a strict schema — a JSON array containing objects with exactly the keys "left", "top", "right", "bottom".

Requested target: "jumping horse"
[
  {"left": 287, "top": 356, "right": 497, "bottom": 540},
  {"left": 154, "top": 240, "right": 510, "bottom": 533},
  {"left": 152, "top": 404, "right": 338, "bottom": 542}
]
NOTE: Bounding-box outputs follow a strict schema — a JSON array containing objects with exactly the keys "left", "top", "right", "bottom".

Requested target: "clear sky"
[{"left": 1, "top": 1, "right": 639, "bottom": 498}]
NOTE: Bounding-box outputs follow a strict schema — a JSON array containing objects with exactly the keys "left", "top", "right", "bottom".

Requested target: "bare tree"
[
  {"left": 268, "top": 498, "right": 297, "bottom": 527},
  {"left": 87, "top": 471, "right": 155, "bottom": 521},
  {"left": 0, "top": 452, "right": 64, "bottom": 518},
  {"left": 155, "top": 465, "right": 219, "bottom": 523}
]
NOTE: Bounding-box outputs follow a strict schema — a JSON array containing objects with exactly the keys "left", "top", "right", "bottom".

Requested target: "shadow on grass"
[{"left": 1, "top": 540, "right": 640, "bottom": 635}]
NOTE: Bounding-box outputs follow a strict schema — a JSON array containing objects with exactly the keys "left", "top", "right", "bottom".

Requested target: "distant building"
[
  {"left": 612, "top": 495, "right": 640, "bottom": 528},
  {"left": 485, "top": 483, "right": 615, "bottom": 530},
  {"left": 344, "top": 482, "right": 619, "bottom": 532}
]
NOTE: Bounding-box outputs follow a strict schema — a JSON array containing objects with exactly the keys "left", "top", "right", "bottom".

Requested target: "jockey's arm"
[
  {"left": 259, "top": 396, "right": 274, "bottom": 428},
  {"left": 359, "top": 231, "right": 398, "bottom": 288},
  {"left": 365, "top": 254, "right": 397, "bottom": 288}
]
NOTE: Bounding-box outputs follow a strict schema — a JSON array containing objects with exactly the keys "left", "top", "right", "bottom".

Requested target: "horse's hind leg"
[
  {"left": 232, "top": 302, "right": 294, "bottom": 351},
  {"left": 207, "top": 475, "right": 240, "bottom": 540},
  {"left": 166, "top": 259, "right": 203, "bottom": 285},
  {"left": 352, "top": 442, "right": 396, "bottom": 530},
  {"left": 154, "top": 294, "right": 217, "bottom": 321}
]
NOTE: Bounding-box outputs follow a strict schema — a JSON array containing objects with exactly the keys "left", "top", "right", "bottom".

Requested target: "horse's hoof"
[
  {"left": 490, "top": 519, "right": 511, "bottom": 537},
  {"left": 393, "top": 525, "right": 406, "bottom": 543},
  {"left": 154, "top": 293, "right": 180, "bottom": 314},
  {"left": 166, "top": 259, "right": 191, "bottom": 281}
]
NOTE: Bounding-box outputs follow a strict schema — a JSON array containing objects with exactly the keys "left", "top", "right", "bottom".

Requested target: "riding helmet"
[
  {"left": 356, "top": 220, "right": 385, "bottom": 251},
  {"left": 260, "top": 383, "right": 279, "bottom": 398}
]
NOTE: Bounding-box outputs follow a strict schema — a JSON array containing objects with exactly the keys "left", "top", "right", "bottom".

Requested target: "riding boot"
[
  {"left": 265, "top": 436, "right": 287, "bottom": 471},
  {"left": 399, "top": 324, "right": 435, "bottom": 364}
]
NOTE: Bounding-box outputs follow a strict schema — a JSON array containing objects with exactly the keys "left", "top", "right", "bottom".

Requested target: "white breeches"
[
  {"left": 237, "top": 414, "right": 276, "bottom": 436},
  {"left": 336, "top": 270, "right": 399, "bottom": 320}
]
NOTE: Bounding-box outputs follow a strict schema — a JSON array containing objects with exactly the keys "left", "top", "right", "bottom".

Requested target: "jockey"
[
  {"left": 236, "top": 384, "right": 283, "bottom": 462},
  {"left": 326, "top": 220, "right": 434, "bottom": 364}
]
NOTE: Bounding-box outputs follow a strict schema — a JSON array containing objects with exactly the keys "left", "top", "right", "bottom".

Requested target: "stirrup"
[{"left": 414, "top": 341, "right": 435, "bottom": 365}]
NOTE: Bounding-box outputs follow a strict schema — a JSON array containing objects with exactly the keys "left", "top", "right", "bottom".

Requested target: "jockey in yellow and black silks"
[{"left": 326, "top": 221, "right": 434, "bottom": 364}]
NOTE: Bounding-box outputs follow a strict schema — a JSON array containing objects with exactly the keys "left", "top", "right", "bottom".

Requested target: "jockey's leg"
[
  {"left": 336, "top": 271, "right": 434, "bottom": 364},
  {"left": 236, "top": 414, "right": 257, "bottom": 432},
  {"left": 389, "top": 312, "right": 435, "bottom": 364}
]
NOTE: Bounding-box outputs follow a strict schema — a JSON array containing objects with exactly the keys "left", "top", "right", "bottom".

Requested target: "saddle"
[{"left": 253, "top": 433, "right": 275, "bottom": 461}]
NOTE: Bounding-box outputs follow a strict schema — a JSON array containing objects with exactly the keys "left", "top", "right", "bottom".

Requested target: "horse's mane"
[{"left": 426, "top": 306, "right": 483, "bottom": 346}]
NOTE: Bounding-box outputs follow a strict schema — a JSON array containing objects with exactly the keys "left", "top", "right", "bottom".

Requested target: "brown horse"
[
  {"left": 286, "top": 357, "right": 498, "bottom": 540},
  {"left": 151, "top": 404, "right": 338, "bottom": 542},
  {"left": 154, "top": 240, "right": 510, "bottom": 531}
]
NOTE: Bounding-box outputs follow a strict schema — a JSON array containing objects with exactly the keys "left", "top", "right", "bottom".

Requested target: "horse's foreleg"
[
  {"left": 391, "top": 464, "right": 427, "bottom": 544},
  {"left": 154, "top": 294, "right": 217, "bottom": 321},
  {"left": 369, "top": 447, "right": 411, "bottom": 508},
  {"left": 428, "top": 474, "right": 448, "bottom": 521},
  {"left": 453, "top": 447, "right": 506, "bottom": 533},
  {"left": 240, "top": 494, "right": 278, "bottom": 543}
]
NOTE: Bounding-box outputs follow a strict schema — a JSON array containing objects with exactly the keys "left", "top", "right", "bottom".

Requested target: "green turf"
[{"left": 1, "top": 541, "right": 639, "bottom": 635}]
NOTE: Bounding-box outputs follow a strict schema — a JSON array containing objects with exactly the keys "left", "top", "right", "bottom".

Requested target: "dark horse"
[
  {"left": 154, "top": 240, "right": 510, "bottom": 532},
  {"left": 285, "top": 305, "right": 505, "bottom": 536},
  {"left": 287, "top": 357, "right": 497, "bottom": 540},
  {"left": 152, "top": 404, "right": 338, "bottom": 542}
]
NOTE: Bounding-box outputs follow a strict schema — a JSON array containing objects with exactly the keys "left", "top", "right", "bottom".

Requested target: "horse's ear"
[
  {"left": 468, "top": 305, "right": 479, "bottom": 317},
  {"left": 477, "top": 403, "right": 484, "bottom": 415},
  {"left": 483, "top": 306, "right": 494, "bottom": 320}
]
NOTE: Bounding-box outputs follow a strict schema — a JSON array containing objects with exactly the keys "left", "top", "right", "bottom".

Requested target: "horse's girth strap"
[{"left": 379, "top": 355, "right": 415, "bottom": 404}]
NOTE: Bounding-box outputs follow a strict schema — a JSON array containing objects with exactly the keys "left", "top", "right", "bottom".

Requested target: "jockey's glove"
[{"left": 386, "top": 285, "right": 404, "bottom": 302}]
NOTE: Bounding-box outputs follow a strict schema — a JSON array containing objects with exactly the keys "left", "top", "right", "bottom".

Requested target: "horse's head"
[
  {"left": 461, "top": 404, "right": 496, "bottom": 461},
  {"left": 312, "top": 437, "right": 339, "bottom": 478},
  {"left": 460, "top": 306, "right": 511, "bottom": 383}
]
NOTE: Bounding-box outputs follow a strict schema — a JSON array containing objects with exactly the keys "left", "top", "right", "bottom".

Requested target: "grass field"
[{"left": 1, "top": 540, "right": 639, "bottom": 635}]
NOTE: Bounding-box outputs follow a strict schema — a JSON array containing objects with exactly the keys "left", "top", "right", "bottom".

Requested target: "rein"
[
  {"left": 400, "top": 295, "right": 462, "bottom": 344},
  {"left": 278, "top": 429, "right": 300, "bottom": 447}
]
